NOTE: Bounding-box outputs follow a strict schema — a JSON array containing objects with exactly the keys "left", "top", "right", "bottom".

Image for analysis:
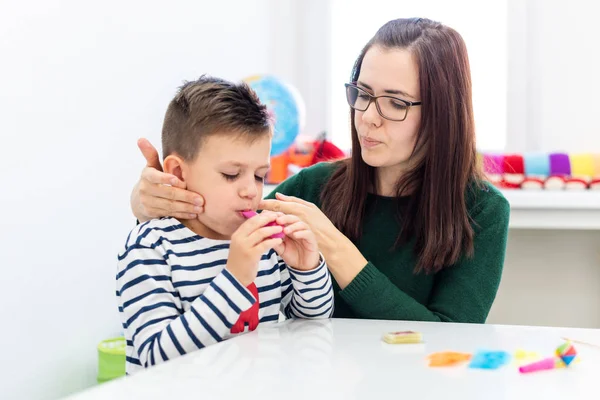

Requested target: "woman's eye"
[{"left": 391, "top": 101, "right": 408, "bottom": 110}]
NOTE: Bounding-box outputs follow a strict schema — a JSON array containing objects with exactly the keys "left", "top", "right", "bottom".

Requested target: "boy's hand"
[
  {"left": 272, "top": 214, "right": 320, "bottom": 271},
  {"left": 226, "top": 211, "right": 284, "bottom": 286}
]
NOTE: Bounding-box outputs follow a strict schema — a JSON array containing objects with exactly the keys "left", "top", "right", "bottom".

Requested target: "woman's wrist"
[{"left": 324, "top": 234, "right": 368, "bottom": 290}]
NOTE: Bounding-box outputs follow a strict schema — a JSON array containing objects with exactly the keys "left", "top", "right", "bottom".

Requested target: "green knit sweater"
[{"left": 265, "top": 162, "right": 510, "bottom": 323}]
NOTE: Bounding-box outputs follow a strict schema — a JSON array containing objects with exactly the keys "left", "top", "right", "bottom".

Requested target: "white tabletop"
[{"left": 65, "top": 319, "right": 600, "bottom": 400}]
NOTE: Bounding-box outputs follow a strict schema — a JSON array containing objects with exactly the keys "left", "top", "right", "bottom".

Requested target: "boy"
[{"left": 117, "top": 76, "right": 333, "bottom": 375}]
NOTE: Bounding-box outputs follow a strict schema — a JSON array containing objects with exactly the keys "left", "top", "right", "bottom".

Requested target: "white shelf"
[
  {"left": 265, "top": 185, "right": 600, "bottom": 230},
  {"left": 501, "top": 190, "right": 600, "bottom": 230},
  {"left": 501, "top": 190, "right": 600, "bottom": 210}
]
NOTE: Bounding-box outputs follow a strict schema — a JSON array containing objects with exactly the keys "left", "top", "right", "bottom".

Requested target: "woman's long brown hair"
[{"left": 321, "top": 18, "right": 483, "bottom": 274}]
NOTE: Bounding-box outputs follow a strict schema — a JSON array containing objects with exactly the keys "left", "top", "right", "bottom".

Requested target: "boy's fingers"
[
  {"left": 290, "top": 230, "right": 312, "bottom": 240},
  {"left": 247, "top": 225, "right": 284, "bottom": 247},
  {"left": 257, "top": 238, "right": 283, "bottom": 255},
  {"left": 272, "top": 241, "right": 285, "bottom": 255},
  {"left": 289, "top": 230, "right": 318, "bottom": 252},
  {"left": 240, "top": 211, "right": 280, "bottom": 233}
]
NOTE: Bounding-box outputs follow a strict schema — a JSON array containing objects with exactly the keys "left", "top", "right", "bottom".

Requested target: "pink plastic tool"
[
  {"left": 519, "top": 342, "right": 579, "bottom": 374},
  {"left": 519, "top": 357, "right": 563, "bottom": 373},
  {"left": 241, "top": 210, "right": 285, "bottom": 239}
]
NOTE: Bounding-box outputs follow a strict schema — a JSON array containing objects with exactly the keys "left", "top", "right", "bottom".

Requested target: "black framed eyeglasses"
[{"left": 345, "top": 83, "right": 422, "bottom": 122}]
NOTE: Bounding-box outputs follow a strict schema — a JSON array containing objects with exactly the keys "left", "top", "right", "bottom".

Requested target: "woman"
[{"left": 131, "top": 18, "right": 510, "bottom": 323}]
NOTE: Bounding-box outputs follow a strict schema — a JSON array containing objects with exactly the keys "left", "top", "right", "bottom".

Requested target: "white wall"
[
  {"left": 493, "top": 0, "right": 600, "bottom": 330},
  {"left": 329, "top": 0, "right": 508, "bottom": 152},
  {"left": 507, "top": 0, "right": 600, "bottom": 152},
  {"left": 295, "top": 0, "right": 600, "bottom": 153},
  {"left": 0, "top": 1, "right": 283, "bottom": 399},
  {"left": 267, "top": 0, "right": 332, "bottom": 140},
  {"left": 488, "top": 229, "right": 600, "bottom": 329}
]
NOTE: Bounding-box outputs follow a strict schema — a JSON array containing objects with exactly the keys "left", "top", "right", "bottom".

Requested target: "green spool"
[{"left": 97, "top": 337, "right": 126, "bottom": 383}]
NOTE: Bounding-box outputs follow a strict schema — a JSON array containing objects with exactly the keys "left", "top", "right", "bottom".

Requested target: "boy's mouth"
[
  {"left": 237, "top": 209, "right": 256, "bottom": 219},
  {"left": 240, "top": 210, "right": 257, "bottom": 219}
]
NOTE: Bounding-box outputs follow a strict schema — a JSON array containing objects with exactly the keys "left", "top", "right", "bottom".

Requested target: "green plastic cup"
[{"left": 97, "top": 337, "right": 126, "bottom": 383}]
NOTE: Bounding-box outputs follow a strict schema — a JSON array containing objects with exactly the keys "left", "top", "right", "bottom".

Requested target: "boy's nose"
[{"left": 240, "top": 182, "right": 258, "bottom": 199}]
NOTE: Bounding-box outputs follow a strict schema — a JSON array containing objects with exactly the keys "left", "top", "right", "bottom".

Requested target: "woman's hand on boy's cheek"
[{"left": 135, "top": 138, "right": 205, "bottom": 220}]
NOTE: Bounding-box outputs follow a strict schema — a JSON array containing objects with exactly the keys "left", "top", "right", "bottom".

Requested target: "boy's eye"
[
  {"left": 222, "top": 173, "right": 239, "bottom": 181},
  {"left": 255, "top": 175, "right": 265, "bottom": 183}
]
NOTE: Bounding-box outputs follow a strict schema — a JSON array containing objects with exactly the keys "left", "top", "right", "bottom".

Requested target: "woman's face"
[{"left": 354, "top": 45, "right": 422, "bottom": 172}]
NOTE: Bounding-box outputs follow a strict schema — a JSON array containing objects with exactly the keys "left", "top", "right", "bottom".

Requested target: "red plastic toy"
[{"left": 230, "top": 282, "right": 260, "bottom": 334}]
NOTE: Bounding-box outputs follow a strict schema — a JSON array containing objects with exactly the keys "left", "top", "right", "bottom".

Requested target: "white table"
[{"left": 65, "top": 319, "right": 600, "bottom": 400}]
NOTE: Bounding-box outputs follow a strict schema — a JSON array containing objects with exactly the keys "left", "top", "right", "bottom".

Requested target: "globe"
[{"left": 244, "top": 75, "right": 305, "bottom": 156}]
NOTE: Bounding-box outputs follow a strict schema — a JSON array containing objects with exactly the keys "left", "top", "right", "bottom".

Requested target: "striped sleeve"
[
  {"left": 279, "top": 254, "right": 334, "bottom": 319},
  {"left": 117, "top": 243, "right": 255, "bottom": 369}
]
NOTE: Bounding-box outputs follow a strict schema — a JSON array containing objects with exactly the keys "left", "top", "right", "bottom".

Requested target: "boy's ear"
[{"left": 163, "top": 155, "right": 185, "bottom": 182}]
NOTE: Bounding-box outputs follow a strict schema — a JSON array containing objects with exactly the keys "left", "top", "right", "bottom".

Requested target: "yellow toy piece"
[{"left": 382, "top": 331, "right": 422, "bottom": 344}]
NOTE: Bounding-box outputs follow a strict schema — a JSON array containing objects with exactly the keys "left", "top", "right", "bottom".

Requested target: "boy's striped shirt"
[{"left": 116, "top": 217, "right": 334, "bottom": 375}]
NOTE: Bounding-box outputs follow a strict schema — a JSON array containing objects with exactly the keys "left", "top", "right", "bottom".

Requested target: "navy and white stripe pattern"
[{"left": 116, "top": 217, "right": 334, "bottom": 375}]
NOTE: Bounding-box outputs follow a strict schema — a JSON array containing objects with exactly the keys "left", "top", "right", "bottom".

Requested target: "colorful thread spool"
[
  {"left": 593, "top": 154, "right": 600, "bottom": 177},
  {"left": 482, "top": 153, "right": 504, "bottom": 175},
  {"left": 549, "top": 153, "right": 571, "bottom": 176},
  {"left": 502, "top": 154, "right": 525, "bottom": 188},
  {"left": 569, "top": 154, "right": 595, "bottom": 177},
  {"left": 524, "top": 153, "right": 550, "bottom": 177},
  {"left": 503, "top": 154, "right": 525, "bottom": 175}
]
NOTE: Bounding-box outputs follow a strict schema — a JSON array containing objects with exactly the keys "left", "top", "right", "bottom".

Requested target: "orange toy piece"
[
  {"left": 265, "top": 134, "right": 346, "bottom": 184},
  {"left": 230, "top": 283, "right": 260, "bottom": 334},
  {"left": 427, "top": 351, "right": 472, "bottom": 367}
]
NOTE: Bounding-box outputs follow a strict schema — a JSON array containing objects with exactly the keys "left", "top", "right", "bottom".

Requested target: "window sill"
[
  {"left": 501, "top": 190, "right": 600, "bottom": 230},
  {"left": 265, "top": 185, "right": 600, "bottom": 230}
]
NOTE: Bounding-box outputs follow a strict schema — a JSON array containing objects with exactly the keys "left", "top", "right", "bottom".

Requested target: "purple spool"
[{"left": 549, "top": 153, "right": 571, "bottom": 176}]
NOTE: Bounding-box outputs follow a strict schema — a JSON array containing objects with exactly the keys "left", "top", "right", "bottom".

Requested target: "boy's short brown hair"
[{"left": 161, "top": 75, "right": 272, "bottom": 161}]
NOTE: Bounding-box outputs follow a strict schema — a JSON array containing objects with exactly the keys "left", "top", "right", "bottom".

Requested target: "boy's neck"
[{"left": 179, "top": 218, "right": 231, "bottom": 241}]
